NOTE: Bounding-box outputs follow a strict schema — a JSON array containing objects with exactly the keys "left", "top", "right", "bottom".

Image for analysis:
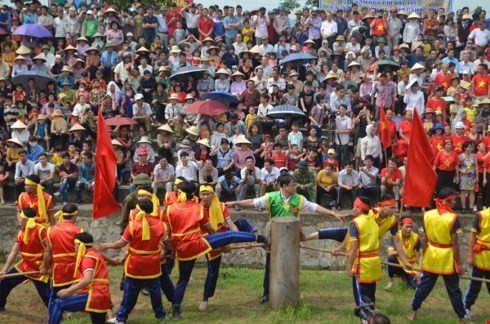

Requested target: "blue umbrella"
[
  {"left": 12, "top": 71, "right": 56, "bottom": 90},
  {"left": 279, "top": 53, "right": 318, "bottom": 66},
  {"left": 266, "top": 105, "right": 306, "bottom": 119},
  {"left": 170, "top": 66, "right": 207, "bottom": 82},
  {"left": 13, "top": 24, "right": 52, "bottom": 38},
  {"left": 201, "top": 91, "right": 239, "bottom": 106}
]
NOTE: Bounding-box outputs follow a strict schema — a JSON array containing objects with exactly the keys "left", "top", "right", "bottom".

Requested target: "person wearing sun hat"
[
  {"left": 100, "top": 41, "right": 120, "bottom": 83},
  {"left": 12, "top": 55, "right": 28, "bottom": 77}
]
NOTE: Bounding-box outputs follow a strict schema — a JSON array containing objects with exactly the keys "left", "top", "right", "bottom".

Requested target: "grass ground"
[{"left": 0, "top": 265, "right": 488, "bottom": 324}]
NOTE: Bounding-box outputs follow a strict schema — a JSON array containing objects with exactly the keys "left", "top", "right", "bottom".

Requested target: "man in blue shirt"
[
  {"left": 213, "top": 9, "right": 225, "bottom": 39},
  {"left": 442, "top": 49, "right": 460, "bottom": 71},
  {"left": 26, "top": 136, "right": 44, "bottom": 163},
  {"left": 218, "top": 171, "right": 244, "bottom": 203},
  {"left": 223, "top": 7, "right": 241, "bottom": 46},
  {"left": 75, "top": 151, "right": 95, "bottom": 204},
  {"left": 100, "top": 43, "right": 120, "bottom": 82}
]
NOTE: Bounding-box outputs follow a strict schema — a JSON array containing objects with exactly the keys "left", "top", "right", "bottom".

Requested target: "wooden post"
[{"left": 269, "top": 216, "right": 300, "bottom": 311}]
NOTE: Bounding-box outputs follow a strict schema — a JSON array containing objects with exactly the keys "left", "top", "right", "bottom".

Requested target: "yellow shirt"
[
  {"left": 464, "top": 106, "right": 478, "bottom": 122},
  {"left": 241, "top": 26, "right": 255, "bottom": 45},
  {"left": 245, "top": 114, "right": 257, "bottom": 134},
  {"left": 51, "top": 153, "right": 63, "bottom": 167},
  {"left": 316, "top": 170, "right": 337, "bottom": 188}
]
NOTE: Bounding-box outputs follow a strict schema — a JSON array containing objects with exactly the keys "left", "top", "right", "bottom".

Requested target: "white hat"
[
  {"left": 455, "top": 121, "right": 465, "bottom": 129},
  {"left": 111, "top": 138, "right": 122, "bottom": 146},
  {"left": 169, "top": 93, "right": 179, "bottom": 100},
  {"left": 11, "top": 120, "right": 27, "bottom": 129},
  {"left": 158, "top": 124, "right": 174, "bottom": 133},
  {"left": 87, "top": 10, "right": 94, "bottom": 15},
  {"left": 407, "top": 79, "right": 419, "bottom": 88},
  {"left": 69, "top": 124, "right": 86, "bottom": 132},
  {"left": 135, "top": 93, "right": 144, "bottom": 100},
  {"left": 7, "top": 138, "right": 23, "bottom": 147},
  {"left": 186, "top": 126, "right": 199, "bottom": 136},
  {"left": 235, "top": 137, "right": 252, "bottom": 145},
  {"left": 410, "top": 63, "right": 425, "bottom": 71},
  {"left": 407, "top": 13, "right": 420, "bottom": 19},
  {"left": 197, "top": 138, "right": 211, "bottom": 148}
]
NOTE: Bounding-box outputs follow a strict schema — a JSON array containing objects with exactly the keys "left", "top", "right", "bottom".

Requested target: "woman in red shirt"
[
  {"left": 398, "top": 110, "right": 412, "bottom": 152},
  {"left": 431, "top": 123, "right": 447, "bottom": 155},
  {"left": 476, "top": 143, "right": 490, "bottom": 208},
  {"left": 433, "top": 139, "right": 459, "bottom": 193},
  {"left": 466, "top": 122, "right": 482, "bottom": 145}
]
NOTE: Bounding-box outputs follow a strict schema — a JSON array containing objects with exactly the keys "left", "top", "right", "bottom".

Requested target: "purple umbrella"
[{"left": 13, "top": 24, "right": 52, "bottom": 38}]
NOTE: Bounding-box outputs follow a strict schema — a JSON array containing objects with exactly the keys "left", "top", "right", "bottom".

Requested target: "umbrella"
[
  {"left": 11, "top": 71, "right": 55, "bottom": 90},
  {"left": 186, "top": 100, "right": 228, "bottom": 115},
  {"left": 376, "top": 59, "right": 400, "bottom": 71},
  {"left": 170, "top": 66, "right": 207, "bottom": 82},
  {"left": 266, "top": 105, "right": 306, "bottom": 119},
  {"left": 105, "top": 116, "right": 138, "bottom": 126},
  {"left": 279, "top": 53, "right": 318, "bottom": 66},
  {"left": 201, "top": 91, "right": 239, "bottom": 106},
  {"left": 13, "top": 24, "right": 52, "bottom": 38}
]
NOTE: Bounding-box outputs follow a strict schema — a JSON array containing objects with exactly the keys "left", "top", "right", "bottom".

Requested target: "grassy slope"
[{"left": 0, "top": 265, "right": 488, "bottom": 323}]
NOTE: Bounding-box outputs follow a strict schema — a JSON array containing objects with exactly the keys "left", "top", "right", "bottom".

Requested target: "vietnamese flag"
[
  {"left": 402, "top": 110, "right": 438, "bottom": 208},
  {"left": 93, "top": 111, "right": 121, "bottom": 219},
  {"left": 378, "top": 104, "right": 391, "bottom": 148}
]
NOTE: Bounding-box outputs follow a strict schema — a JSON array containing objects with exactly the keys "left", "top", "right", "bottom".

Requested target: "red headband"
[
  {"left": 399, "top": 217, "right": 414, "bottom": 225},
  {"left": 354, "top": 198, "right": 371, "bottom": 211},
  {"left": 434, "top": 194, "right": 456, "bottom": 215},
  {"left": 378, "top": 198, "right": 396, "bottom": 207}
]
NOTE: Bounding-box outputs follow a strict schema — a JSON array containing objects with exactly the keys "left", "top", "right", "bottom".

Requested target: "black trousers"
[
  {"left": 464, "top": 266, "right": 490, "bottom": 310},
  {"left": 411, "top": 271, "right": 465, "bottom": 318}
]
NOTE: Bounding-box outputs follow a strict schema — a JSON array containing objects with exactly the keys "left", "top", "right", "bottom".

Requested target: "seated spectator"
[
  {"left": 175, "top": 151, "right": 199, "bottom": 183},
  {"left": 293, "top": 160, "right": 316, "bottom": 202},
  {"left": 34, "top": 152, "right": 54, "bottom": 195},
  {"left": 358, "top": 155, "right": 379, "bottom": 205},
  {"left": 132, "top": 93, "right": 153, "bottom": 132},
  {"left": 381, "top": 158, "right": 403, "bottom": 211},
  {"left": 240, "top": 156, "right": 262, "bottom": 204},
  {"left": 337, "top": 161, "right": 360, "bottom": 209},
  {"left": 26, "top": 135, "right": 44, "bottom": 163},
  {"left": 14, "top": 149, "right": 34, "bottom": 205},
  {"left": 260, "top": 159, "right": 279, "bottom": 196},
  {"left": 211, "top": 138, "right": 235, "bottom": 177},
  {"left": 151, "top": 157, "right": 175, "bottom": 197},
  {"left": 271, "top": 143, "right": 288, "bottom": 169},
  {"left": 0, "top": 150, "right": 10, "bottom": 205},
  {"left": 316, "top": 163, "right": 338, "bottom": 208},
  {"left": 75, "top": 151, "right": 95, "bottom": 204},
  {"left": 217, "top": 170, "right": 244, "bottom": 208},
  {"left": 129, "top": 147, "right": 155, "bottom": 192},
  {"left": 199, "top": 158, "right": 218, "bottom": 186},
  {"left": 54, "top": 152, "right": 78, "bottom": 205}
]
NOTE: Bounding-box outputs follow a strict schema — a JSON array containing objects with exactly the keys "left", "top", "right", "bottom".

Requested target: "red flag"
[
  {"left": 93, "top": 110, "right": 121, "bottom": 219},
  {"left": 378, "top": 103, "right": 391, "bottom": 148},
  {"left": 402, "top": 110, "right": 438, "bottom": 207}
]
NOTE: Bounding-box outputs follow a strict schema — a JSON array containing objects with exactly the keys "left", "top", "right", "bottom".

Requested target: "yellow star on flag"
[
  {"left": 436, "top": 143, "right": 443, "bottom": 151},
  {"left": 478, "top": 80, "right": 486, "bottom": 88},
  {"left": 377, "top": 24, "right": 384, "bottom": 31},
  {"left": 442, "top": 81, "right": 448, "bottom": 88},
  {"left": 381, "top": 121, "right": 387, "bottom": 130}
]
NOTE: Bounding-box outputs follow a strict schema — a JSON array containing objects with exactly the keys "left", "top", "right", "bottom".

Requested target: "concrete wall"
[{"left": 0, "top": 207, "right": 475, "bottom": 270}]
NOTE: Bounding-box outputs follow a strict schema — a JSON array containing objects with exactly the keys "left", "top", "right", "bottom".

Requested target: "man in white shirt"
[
  {"left": 34, "top": 152, "right": 55, "bottom": 195},
  {"left": 458, "top": 53, "right": 475, "bottom": 75},
  {"left": 175, "top": 152, "right": 199, "bottom": 183},
  {"left": 259, "top": 36, "right": 274, "bottom": 56},
  {"left": 266, "top": 69, "right": 286, "bottom": 92},
  {"left": 320, "top": 12, "right": 337, "bottom": 47},
  {"left": 132, "top": 94, "right": 153, "bottom": 132},
  {"left": 335, "top": 105, "right": 352, "bottom": 167},
  {"left": 260, "top": 159, "right": 279, "bottom": 196},
  {"left": 152, "top": 157, "right": 174, "bottom": 195},
  {"left": 240, "top": 156, "right": 262, "bottom": 199},
  {"left": 156, "top": 6, "right": 169, "bottom": 44},
  {"left": 468, "top": 21, "right": 490, "bottom": 48},
  {"left": 233, "top": 33, "right": 247, "bottom": 56},
  {"left": 53, "top": 9, "right": 66, "bottom": 40}
]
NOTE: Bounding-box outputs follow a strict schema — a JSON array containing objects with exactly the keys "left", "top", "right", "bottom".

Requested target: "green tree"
[
  {"left": 305, "top": 0, "right": 319, "bottom": 8},
  {"left": 280, "top": 0, "right": 301, "bottom": 12}
]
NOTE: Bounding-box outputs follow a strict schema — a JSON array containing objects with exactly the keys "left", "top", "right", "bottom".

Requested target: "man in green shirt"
[
  {"left": 82, "top": 11, "right": 99, "bottom": 38},
  {"left": 293, "top": 160, "right": 316, "bottom": 203},
  {"left": 227, "top": 174, "right": 344, "bottom": 303}
]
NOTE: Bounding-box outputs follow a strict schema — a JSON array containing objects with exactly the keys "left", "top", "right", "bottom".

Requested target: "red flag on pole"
[
  {"left": 93, "top": 110, "right": 121, "bottom": 219},
  {"left": 402, "top": 109, "right": 438, "bottom": 207},
  {"left": 378, "top": 103, "right": 391, "bottom": 148}
]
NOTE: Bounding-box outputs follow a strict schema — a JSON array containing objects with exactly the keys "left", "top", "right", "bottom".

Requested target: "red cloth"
[
  {"left": 434, "top": 150, "right": 459, "bottom": 171},
  {"left": 378, "top": 104, "right": 391, "bottom": 148},
  {"left": 402, "top": 110, "right": 437, "bottom": 207},
  {"left": 93, "top": 111, "right": 121, "bottom": 219}
]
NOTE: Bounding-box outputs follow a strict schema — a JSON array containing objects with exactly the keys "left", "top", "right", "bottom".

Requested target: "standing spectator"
[
  {"left": 151, "top": 157, "right": 174, "bottom": 196},
  {"left": 166, "top": 3, "right": 182, "bottom": 39},
  {"left": 197, "top": 8, "right": 214, "bottom": 41},
  {"left": 53, "top": 152, "right": 78, "bottom": 205},
  {"left": 223, "top": 7, "right": 241, "bottom": 46},
  {"left": 100, "top": 43, "right": 119, "bottom": 82},
  {"left": 305, "top": 9, "right": 322, "bottom": 47},
  {"left": 337, "top": 161, "right": 360, "bottom": 208},
  {"left": 387, "top": 8, "right": 402, "bottom": 48},
  {"left": 252, "top": 8, "right": 269, "bottom": 45},
  {"left": 335, "top": 105, "right": 352, "bottom": 167},
  {"left": 361, "top": 124, "right": 382, "bottom": 168},
  {"left": 142, "top": 6, "right": 158, "bottom": 46},
  {"left": 458, "top": 141, "right": 478, "bottom": 213}
]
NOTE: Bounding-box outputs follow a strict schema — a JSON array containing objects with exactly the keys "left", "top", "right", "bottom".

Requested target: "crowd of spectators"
[{"left": 0, "top": 1, "right": 489, "bottom": 212}]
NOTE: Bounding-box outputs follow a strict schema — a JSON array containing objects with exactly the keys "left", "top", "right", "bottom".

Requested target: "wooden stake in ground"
[{"left": 270, "top": 217, "right": 300, "bottom": 311}]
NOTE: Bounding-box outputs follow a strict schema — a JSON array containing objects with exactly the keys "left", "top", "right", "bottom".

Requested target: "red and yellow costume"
[
  {"left": 122, "top": 212, "right": 167, "bottom": 279},
  {"left": 15, "top": 213, "right": 49, "bottom": 283},
  {"left": 472, "top": 209, "right": 490, "bottom": 271},
  {"left": 17, "top": 179, "right": 54, "bottom": 228},
  {"left": 47, "top": 220, "right": 83, "bottom": 286},
  {"left": 167, "top": 201, "right": 212, "bottom": 261},
  {"left": 74, "top": 241, "right": 112, "bottom": 313}
]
